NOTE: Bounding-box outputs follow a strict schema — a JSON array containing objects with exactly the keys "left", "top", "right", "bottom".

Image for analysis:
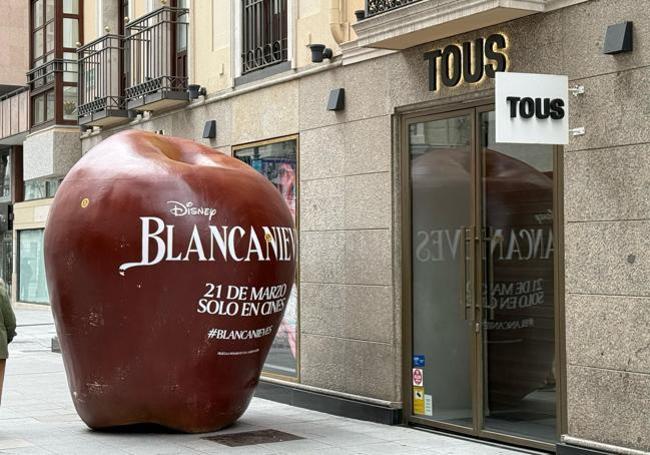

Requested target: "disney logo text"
[{"left": 167, "top": 201, "right": 217, "bottom": 221}]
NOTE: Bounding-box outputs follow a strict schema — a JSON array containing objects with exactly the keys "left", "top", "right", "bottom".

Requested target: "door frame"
[{"left": 398, "top": 100, "right": 567, "bottom": 452}]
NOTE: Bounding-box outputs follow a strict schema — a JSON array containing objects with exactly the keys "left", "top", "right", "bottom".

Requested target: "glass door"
[
  {"left": 479, "top": 109, "right": 557, "bottom": 444},
  {"left": 408, "top": 111, "right": 477, "bottom": 433},
  {"left": 405, "top": 106, "right": 559, "bottom": 449}
]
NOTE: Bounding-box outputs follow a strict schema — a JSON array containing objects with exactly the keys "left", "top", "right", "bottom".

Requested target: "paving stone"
[{"left": 1, "top": 306, "right": 538, "bottom": 455}]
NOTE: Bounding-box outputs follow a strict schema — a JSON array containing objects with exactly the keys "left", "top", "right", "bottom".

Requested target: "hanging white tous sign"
[{"left": 495, "top": 72, "right": 569, "bottom": 145}]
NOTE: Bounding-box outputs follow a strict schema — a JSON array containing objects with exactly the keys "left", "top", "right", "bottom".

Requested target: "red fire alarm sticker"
[{"left": 412, "top": 368, "right": 424, "bottom": 387}]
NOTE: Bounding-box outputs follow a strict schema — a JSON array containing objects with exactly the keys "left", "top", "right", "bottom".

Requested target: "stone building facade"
[{"left": 21, "top": 0, "right": 650, "bottom": 453}]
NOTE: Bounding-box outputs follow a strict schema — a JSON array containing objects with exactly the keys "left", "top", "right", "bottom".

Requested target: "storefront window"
[
  {"left": 19, "top": 229, "right": 49, "bottom": 304},
  {"left": 234, "top": 138, "right": 298, "bottom": 378}
]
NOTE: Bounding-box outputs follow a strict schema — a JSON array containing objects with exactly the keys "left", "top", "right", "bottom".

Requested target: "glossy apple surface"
[{"left": 44, "top": 130, "right": 296, "bottom": 432}]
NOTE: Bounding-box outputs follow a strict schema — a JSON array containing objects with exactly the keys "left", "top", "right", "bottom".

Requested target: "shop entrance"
[{"left": 403, "top": 104, "right": 562, "bottom": 449}]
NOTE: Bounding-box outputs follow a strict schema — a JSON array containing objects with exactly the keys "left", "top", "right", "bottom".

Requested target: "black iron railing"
[
  {"left": 0, "top": 87, "right": 29, "bottom": 140},
  {"left": 124, "top": 6, "right": 189, "bottom": 100},
  {"left": 77, "top": 34, "right": 125, "bottom": 118},
  {"left": 365, "top": 0, "right": 423, "bottom": 18},
  {"left": 241, "top": 0, "right": 288, "bottom": 75}
]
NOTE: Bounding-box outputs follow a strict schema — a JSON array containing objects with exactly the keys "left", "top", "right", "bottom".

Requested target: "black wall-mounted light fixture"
[
  {"left": 203, "top": 120, "right": 217, "bottom": 139},
  {"left": 309, "top": 44, "right": 333, "bottom": 63},
  {"left": 188, "top": 84, "right": 207, "bottom": 99},
  {"left": 327, "top": 88, "right": 345, "bottom": 111},
  {"left": 603, "top": 21, "right": 633, "bottom": 54}
]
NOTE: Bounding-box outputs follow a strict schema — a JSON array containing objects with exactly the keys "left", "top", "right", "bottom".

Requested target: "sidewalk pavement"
[{"left": 0, "top": 305, "right": 540, "bottom": 455}]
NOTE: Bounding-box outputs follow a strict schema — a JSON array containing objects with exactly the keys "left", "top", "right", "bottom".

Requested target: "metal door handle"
[
  {"left": 459, "top": 226, "right": 466, "bottom": 320},
  {"left": 459, "top": 226, "right": 474, "bottom": 321},
  {"left": 485, "top": 227, "right": 500, "bottom": 321}
]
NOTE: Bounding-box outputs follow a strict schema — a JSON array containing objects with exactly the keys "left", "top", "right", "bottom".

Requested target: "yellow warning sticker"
[{"left": 413, "top": 386, "right": 425, "bottom": 415}]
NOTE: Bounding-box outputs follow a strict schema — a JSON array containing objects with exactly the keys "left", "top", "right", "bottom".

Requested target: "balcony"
[
  {"left": 78, "top": 35, "right": 129, "bottom": 128},
  {"left": 0, "top": 87, "right": 29, "bottom": 145},
  {"left": 124, "top": 6, "right": 189, "bottom": 112},
  {"left": 365, "top": 0, "right": 423, "bottom": 18},
  {"left": 354, "top": 0, "right": 546, "bottom": 50}
]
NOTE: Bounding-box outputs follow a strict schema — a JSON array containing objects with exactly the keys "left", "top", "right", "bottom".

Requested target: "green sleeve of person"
[{"left": 0, "top": 288, "right": 15, "bottom": 343}]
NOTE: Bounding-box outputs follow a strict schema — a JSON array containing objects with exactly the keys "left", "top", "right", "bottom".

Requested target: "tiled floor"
[{"left": 0, "top": 306, "right": 540, "bottom": 454}]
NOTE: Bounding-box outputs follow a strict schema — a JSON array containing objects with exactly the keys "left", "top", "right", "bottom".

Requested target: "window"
[
  {"left": 175, "top": 0, "right": 189, "bottom": 79},
  {"left": 63, "top": 0, "right": 79, "bottom": 14},
  {"left": 33, "top": 93, "right": 44, "bottom": 124},
  {"left": 63, "top": 52, "right": 77, "bottom": 82},
  {"left": 234, "top": 137, "right": 298, "bottom": 378},
  {"left": 19, "top": 229, "right": 50, "bottom": 304},
  {"left": 95, "top": 0, "right": 103, "bottom": 37},
  {"left": 32, "top": 90, "right": 55, "bottom": 125},
  {"left": 63, "top": 86, "right": 77, "bottom": 120},
  {"left": 29, "top": 0, "right": 82, "bottom": 127},
  {"left": 125, "top": 0, "right": 134, "bottom": 23},
  {"left": 32, "top": 0, "right": 55, "bottom": 67},
  {"left": 0, "top": 150, "right": 11, "bottom": 203},
  {"left": 241, "top": 0, "right": 288, "bottom": 74},
  {"left": 46, "top": 91, "right": 55, "bottom": 119},
  {"left": 60, "top": 1, "right": 81, "bottom": 125},
  {"left": 0, "top": 232, "right": 12, "bottom": 299},
  {"left": 24, "top": 177, "right": 61, "bottom": 201},
  {"left": 177, "top": 0, "right": 189, "bottom": 53},
  {"left": 63, "top": 18, "right": 79, "bottom": 48}
]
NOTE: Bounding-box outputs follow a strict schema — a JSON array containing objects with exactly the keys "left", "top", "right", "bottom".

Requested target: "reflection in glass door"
[
  {"left": 409, "top": 113, "right": 475, "bottom": 431},
  {"left": 407, "top": 106, "right": 558, "bottom": 448},
  {"left": 480, "top": 110, "right": 556, "bottom": 443}
]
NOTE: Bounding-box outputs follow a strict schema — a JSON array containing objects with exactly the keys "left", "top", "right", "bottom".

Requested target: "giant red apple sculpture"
[{"left": 44, "top": 130, "right": 296, "bottom": 432}]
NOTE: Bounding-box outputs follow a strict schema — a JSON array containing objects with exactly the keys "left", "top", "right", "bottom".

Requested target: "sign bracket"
[{"left": 569, "top": 85, "right": 585, "bottom": 96}]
